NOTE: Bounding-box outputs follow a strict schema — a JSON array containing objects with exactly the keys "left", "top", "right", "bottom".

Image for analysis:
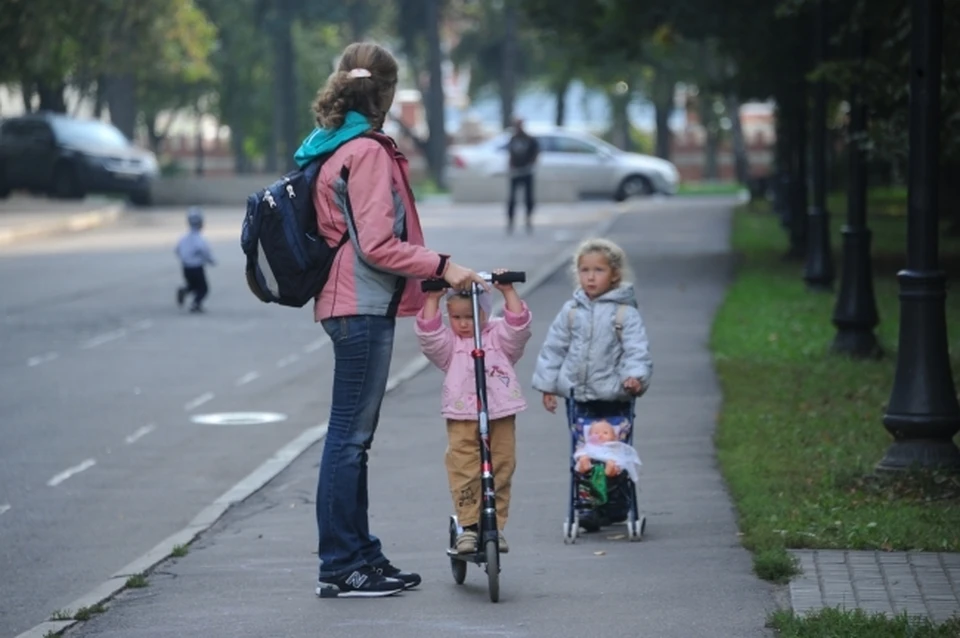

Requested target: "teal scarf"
[{"left": 293, "top": 110, "right": 372, "bottom": 168}]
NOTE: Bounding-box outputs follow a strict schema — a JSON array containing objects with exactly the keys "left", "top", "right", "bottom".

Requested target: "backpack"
[{"left": 240, "top": 136, "right": 368, "bottom": 308}]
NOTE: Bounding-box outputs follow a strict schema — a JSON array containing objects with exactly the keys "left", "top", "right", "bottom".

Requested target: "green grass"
[
  {"left": 410, "top": 177, "right": 449, "bottom": 200},
  {"left": 72, "top": 603, "right": 106, "bottom": 620},
  {"left": 125, "top": 573, "right": 148, "bottom": 588},
  {"left": 712, "top": 194, "right": 960, "bottom": 563},
  {"left": 770, "top": 608, "right": 960, "bottom": 637},
  {"left": 678, "top": 180, "right": 746, "bottom": 196},
  {"left": 171, "top": 543, "right": 189, "bottom": 557},
  {"left": 49, "top": 609, "right": 72, "bottom": 621}
]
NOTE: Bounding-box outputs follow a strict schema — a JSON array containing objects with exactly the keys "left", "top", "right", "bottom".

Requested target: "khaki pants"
[{"left": 445, "top": 416, "right": 517, "bottom": 530}]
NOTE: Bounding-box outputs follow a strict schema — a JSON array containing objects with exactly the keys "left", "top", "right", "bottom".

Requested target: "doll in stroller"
[{"left": 563, "top": 399, "right": 646, "bottom": 543}]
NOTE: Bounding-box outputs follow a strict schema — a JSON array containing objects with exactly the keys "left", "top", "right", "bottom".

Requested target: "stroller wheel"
[{"left": 628, "top": 517, "right": 645, "bottom": 542}]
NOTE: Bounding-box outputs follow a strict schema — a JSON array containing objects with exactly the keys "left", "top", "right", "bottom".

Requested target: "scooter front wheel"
[{"left": 484, "top": 539, "right": 500, "bottom": 602}]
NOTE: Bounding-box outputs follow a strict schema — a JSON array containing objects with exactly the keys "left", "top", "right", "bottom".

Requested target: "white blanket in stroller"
[{"left": 574, "top": 441, "right": 642, "bottom": 483}]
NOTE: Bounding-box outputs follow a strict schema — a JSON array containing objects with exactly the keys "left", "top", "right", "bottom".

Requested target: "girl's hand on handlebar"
[
  {"left": 443, "top": 261, "right": 489, "bottom": 291},
  {"left": 425, "top": 289, "right": 445, "bottom": 301},
  {"left": 492, "top": 268, "right": 514, "bottom": 292},
  {"left": 542, "top": 393, "right": 558, "bottom": 413}
]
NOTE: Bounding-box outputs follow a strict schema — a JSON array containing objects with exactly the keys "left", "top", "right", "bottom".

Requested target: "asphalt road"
[{"left": 0, "top": 200, "right": 619, "bottom": 637}]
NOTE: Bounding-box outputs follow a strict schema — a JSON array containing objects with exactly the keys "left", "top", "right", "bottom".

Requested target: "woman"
[{"left": 296, "top": 42, "right": 485, "bottom": 598}]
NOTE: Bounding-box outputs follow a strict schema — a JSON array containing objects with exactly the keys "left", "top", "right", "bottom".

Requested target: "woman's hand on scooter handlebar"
[{"left": 443, "top": 261, "right": 489, "bottom": 292}]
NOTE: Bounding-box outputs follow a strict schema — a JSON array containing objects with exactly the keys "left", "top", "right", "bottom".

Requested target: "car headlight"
[{"left": 142, "top": 154, "right": 158, "bottom": 173}]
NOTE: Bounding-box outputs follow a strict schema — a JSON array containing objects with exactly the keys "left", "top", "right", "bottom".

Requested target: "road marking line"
[
  {"left": 125, "top": 424, "right": 155, "bottom": 444},
  {"left": 183, "top": 392, "right": 214, "bottom": 411},
  {"left": 48, "top": 459, "right": 96, "bottom": 487},
  {"left": 80, "top": 329, "right": 127, "bottom": 349},
  {"left": 130, "top": 319, "right": 153, "bottom": 331},
  {"left": 26, "top": 352, "right": 59, "bottom": 367},
  {"left": 303, "top": 337, "right": 329, "bottom": 354},
  {"left": 276, "top": 354, "right": 299, "bottom": 368},
  {"left": 0, "top": 504, "right": 10, "bottom": 516},
  {"left": 235, "top": 371, "right": 260, "bottom": 386}
]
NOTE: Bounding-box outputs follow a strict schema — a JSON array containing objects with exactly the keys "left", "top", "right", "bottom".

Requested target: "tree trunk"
[
  {"left": 700, "top": 95, "right": 719, "bottom": 180},
  {"left": 652, "top": 72, "right": 674, "bottom": 161},
  {"left": 726, "top": 94, "right": 751, "bottom": 185},
  {"left": 348, "top": 0, "right": 368, "bottom": 41},
  {"left": 423, "top": 0, "right": 447, "bottom": 189},
  {"left": 500, "top": 0, "right": 518, "bottom": 129},
  {"left": 271, "top": 10, "right": 297, "bottom": 172},
  {"left": 105, "top": 74, "right": 138, "bottom": 140},
  {"left": 231, "top": 121, "right": 251, "bottom": 174},
  {"left": 553, "top": 76, "right": 570, "bottom": 126},
  {"left": 20, "top": 80, "right": 33, "bottom": 112},
  {"left": 608, "top": 90, "right": 632, "bottom": 151},
  {"left": 195, "top": 106, "right": 205, "bottom": 176},
  {"left": 37, "top": 81, "right": 67, "bottom": 113}
]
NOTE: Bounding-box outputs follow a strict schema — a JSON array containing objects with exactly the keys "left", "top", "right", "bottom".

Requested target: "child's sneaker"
[
  {"left": 316, "top": 565, "right": 404, "bottom": 598},
  {"left": 498, "top": 531, "right": 509, "bottom": 553},
  {"left": 455, "top": 529, "right": 478, "bottom": 554},
  {"left": 176, "top": 288, "right": 186, "bottom": 308}
]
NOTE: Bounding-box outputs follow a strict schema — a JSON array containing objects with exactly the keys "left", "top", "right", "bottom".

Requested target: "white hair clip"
[{"left": 348, "top": 68, "right": 372, "bottom": 79}]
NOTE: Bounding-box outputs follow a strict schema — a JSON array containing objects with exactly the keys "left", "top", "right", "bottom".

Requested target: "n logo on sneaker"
[{"left": 344, "top": 571, "right": 368, "bottom": 589}]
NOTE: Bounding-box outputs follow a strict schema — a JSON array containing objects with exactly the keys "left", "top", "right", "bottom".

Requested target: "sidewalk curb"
[
  {"left": 13, "top": 202, "right": 627, "bottom": 638},
  {"left": 0, "top": 203, "right": 126, "bottom": 247}
]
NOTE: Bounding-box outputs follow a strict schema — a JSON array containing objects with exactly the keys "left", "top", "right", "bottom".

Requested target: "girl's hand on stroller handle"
[
  {"left": 542, "top": 393, "right": 558, "bottom": 413},
  {"left": 421, "top": 270, "right": 526, "bottom": 292}
]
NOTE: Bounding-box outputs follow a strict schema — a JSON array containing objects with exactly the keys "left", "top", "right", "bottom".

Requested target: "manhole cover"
[{"left": 191, "top": 412, "right": 287, "bottom": 426}]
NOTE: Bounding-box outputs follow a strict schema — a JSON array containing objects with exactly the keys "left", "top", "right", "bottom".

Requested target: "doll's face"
[{"left": 588, "top": 421, "right": 617, "bottom": 443}]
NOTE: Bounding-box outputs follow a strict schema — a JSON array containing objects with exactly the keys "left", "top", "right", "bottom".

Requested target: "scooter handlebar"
[{"left": 420, "top": 270, "right": 526, "bottom": 292}]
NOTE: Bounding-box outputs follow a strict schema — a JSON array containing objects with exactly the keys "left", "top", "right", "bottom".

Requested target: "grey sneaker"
[
  {"left": 498, "top": 531, "right": 510, "bottom": 553},
  {"left": 455, "top": 529, "right": 478, "bottom": 554}
]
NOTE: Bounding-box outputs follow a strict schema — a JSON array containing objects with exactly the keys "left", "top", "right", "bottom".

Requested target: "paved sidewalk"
[
  {"left": 789, "top": 549, "right": 960, "bottom": 621},
  {"left": 0, "top": 196, "right": 125, "bottom": 246},
  {"left": 51, "top": 198, "right": 779, "bottom": 637}
]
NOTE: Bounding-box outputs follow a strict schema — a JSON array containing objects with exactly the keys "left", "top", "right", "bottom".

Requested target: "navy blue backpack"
[{"left": 241, "top": 137, "right": 377, "bottom": 308}]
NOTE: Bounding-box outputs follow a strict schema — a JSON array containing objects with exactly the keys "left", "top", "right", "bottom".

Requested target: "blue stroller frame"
[{"left": 562, "top": 398, "right": 646, "bottom": 543}]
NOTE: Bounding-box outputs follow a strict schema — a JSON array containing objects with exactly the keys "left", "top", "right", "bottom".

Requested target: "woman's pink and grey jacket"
[{"left": 311, "top": 132, "right": 448, "bottom": 321}]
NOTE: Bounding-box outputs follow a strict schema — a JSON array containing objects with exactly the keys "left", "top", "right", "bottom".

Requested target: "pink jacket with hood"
[
  {"left": 415, "top": 303, "right": 533, "bottom": 421},
  {"left": 311, "top": 132, "right": 447, "bottom": 321}
]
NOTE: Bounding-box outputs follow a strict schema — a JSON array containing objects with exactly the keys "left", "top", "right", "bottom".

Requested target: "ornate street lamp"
[
  {"left": 877, "top": 0, "right": 960, "bottom": 472},
  {"left": 831, "top": 29, "right": 881, "bottom": 358},
  {"left": 803, "top": 0, "right": 835, "bottom": 291}
]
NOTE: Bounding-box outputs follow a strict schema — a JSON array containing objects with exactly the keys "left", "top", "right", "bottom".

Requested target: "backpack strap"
[
  {"left": 568, "top": 303, "right": 628, "bottom": 340},
  {"left": 614, "top": 304, "right": 628, "bottom": 342}
]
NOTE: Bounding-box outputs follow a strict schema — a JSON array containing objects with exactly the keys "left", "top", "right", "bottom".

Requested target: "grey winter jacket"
[{"left": 532, "top": 283, "right": 652, "bottom": 402}]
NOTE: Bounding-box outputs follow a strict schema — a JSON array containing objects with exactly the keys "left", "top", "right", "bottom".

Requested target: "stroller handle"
[{"left": 421, "top": 270, "right": 526, "bottom": 292}]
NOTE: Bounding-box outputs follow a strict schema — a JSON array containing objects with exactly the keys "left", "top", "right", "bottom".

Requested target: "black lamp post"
[
  {"left": 803, "top": 0, "right": 835, "bottom": 291},
  {"left": 877, "top": 0, "right": 960, "bottom": 472},
  {"left": 831, "top": 29, "right": 881, "bottom": 358},
  {"left": 788, "top": 87, "right": 809, "bottom": 261}
]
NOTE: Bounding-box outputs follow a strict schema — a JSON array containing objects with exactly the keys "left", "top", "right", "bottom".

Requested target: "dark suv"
[{"left": 0, "top": 113, "right": 158, "bottom": 205}]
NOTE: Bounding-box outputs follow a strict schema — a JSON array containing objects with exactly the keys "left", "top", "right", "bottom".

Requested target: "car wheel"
[
  {"left": 52, "top": 164, "right": 84, "bottom": 199},
  {"left": 615, "top": 175, "right": 653, "bottom": 201},
  {"left": 0, "top": 164, "right": 10, "bottom": 199},
  {"left": 130, "top": 189, "right": 152, "bottom": 207}
]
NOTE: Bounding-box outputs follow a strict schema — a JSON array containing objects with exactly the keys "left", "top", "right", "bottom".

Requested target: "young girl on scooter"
[{"left": 415, "top": 271, "right": 532, "bottom": 555}]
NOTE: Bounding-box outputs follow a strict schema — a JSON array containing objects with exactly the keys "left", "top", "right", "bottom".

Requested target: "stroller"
[{"left": 562, "top": 398, "right": 646, "bottom": 543}]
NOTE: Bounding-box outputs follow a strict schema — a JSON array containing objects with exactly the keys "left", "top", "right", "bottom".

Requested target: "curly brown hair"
[{"left": 312, "top": 42, "right": 399, "bottom": 130}]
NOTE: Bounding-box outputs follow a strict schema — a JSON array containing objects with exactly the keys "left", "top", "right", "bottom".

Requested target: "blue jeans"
[{"left": 316, "top": 315, "right": 395, "bottom": 579}]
